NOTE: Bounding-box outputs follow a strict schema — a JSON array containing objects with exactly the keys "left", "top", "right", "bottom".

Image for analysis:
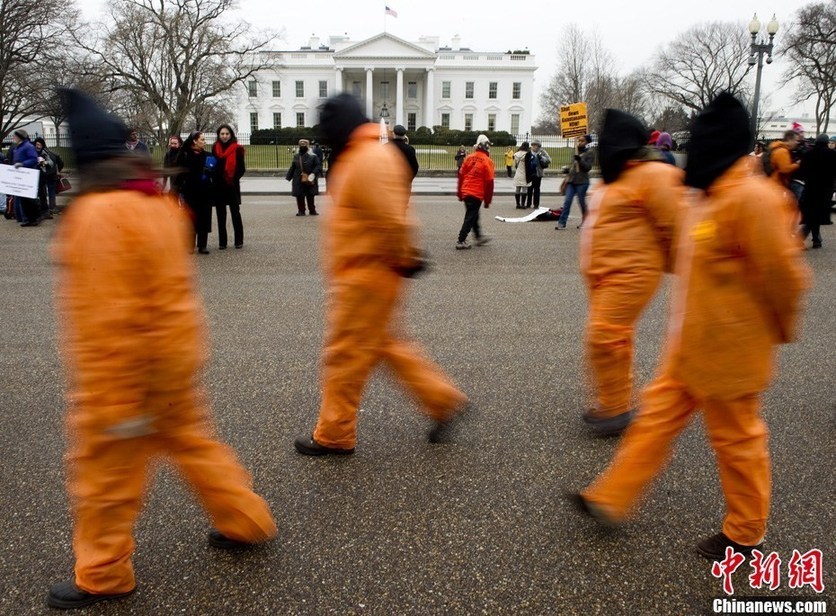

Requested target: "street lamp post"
[{"left": 747, "top": 13, "right": 779, "bottom": 144}]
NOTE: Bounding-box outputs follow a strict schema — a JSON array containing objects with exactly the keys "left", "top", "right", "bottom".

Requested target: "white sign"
[{"left": 0, "top": 166, "right": 40, "bottom": 199}]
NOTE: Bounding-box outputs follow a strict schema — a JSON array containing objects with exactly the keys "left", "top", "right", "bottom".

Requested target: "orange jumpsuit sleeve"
[
  {"left": 739, "top": 190, "right": 810, "bottom": 343},
  {"left": 771, "top": 147, "right": 800, "bottom": 180},
  {"left": 638, "top": 164, "right": 684, "bottom": 273}
]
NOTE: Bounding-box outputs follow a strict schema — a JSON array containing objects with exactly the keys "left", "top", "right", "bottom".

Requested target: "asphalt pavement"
[{"left": 0, "top": 194, "right": 833, "bottom": 615}]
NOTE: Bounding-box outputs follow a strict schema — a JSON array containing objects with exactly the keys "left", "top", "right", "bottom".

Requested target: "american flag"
[{"left": 385, "top": 5, "right": 398, "bottom": 17}]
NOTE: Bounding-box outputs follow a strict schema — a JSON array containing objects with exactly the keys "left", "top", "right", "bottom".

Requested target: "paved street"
[{"left": 0, "top": 195, "right": 833, "bottom": 615}]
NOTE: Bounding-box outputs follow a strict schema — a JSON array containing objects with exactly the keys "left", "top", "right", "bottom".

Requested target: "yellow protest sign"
[{"left": 560, "top": 103, "right": 588, "bottom": 138}]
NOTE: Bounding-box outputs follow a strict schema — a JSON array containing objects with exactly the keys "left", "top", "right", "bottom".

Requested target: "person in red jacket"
[{"left": 456, "top": 134, "right": 495, "bottom": 250}]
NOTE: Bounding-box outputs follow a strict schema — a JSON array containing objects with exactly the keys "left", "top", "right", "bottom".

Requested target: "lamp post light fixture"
[{"left": 747, "top": 13, "right": 779, "bottom": 143}]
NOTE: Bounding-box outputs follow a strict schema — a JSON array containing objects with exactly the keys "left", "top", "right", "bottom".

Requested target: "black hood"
[
  {"left": 599, "top": 109, "right": 649, "bottom": 183},
  {"left": 317, "top": 93, "right": 368, "bottom": 168},
  {"left": 60, "top": 88, "right": 131, "bottom": 169},
  {"left": 684, "top": 92, "right": 751, "bottom": 190}
]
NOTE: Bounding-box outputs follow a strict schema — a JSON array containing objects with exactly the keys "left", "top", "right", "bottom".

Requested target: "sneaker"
[
  {"left": 569, "top": 493, "right": 621, "bottom": 528},
  {"left": 696, "top": 532, "right": 763, "bottom": 561},
  {"left": 455, "top": 241, "right": 472, "bottom": 250},
  {"left": 582, "top": 409, "right": 634, "bottom": 437},
  {"left": 294, "top": 435, "right": 355, "bottom": 456},
  {"left": 555, "top": 224, "right": 566, "bottom": 230},
  {"left": 474, "top": 236, "right": 491, "bottom": 247},
  {"left": 812, "top": 242, "right": 822, "bottom": 249},
  {"left": 208, "top": 529, "right": 260, "bottom": 550},
  {"left": 47, "top": 580, "right": 134, "bottom": 610}
]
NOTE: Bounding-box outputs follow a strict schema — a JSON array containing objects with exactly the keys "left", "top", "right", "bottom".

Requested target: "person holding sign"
[
  {"left": 10, "top": 129, "right": 41, "bottom": 226},
  {"left": 556, "top": 134, "right": 593, "bottom": 229}
]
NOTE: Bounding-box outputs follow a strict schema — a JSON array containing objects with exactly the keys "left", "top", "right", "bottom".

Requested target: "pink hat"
[
  {"left": 648, "top": 130, "right": 661, "bottom": 145},
  {"left": 792, "top": 122, "right": 804, "bottom": 135}
]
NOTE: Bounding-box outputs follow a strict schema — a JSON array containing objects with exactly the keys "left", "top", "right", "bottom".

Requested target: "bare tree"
[
  {"left": 781, "top": 1, "right": 836, "bottom": 134},
  {"left": 0, "top": 0, "right": 78, "bottom": 139},
  {"left": 74, "top": 0, "right": 279, "bottom": 141},
  {"left": 644, "top": 21, "right": 753, "bottom": 113},
  {"left": 539, "top": 25, "right": 650, "bottom": 134}
]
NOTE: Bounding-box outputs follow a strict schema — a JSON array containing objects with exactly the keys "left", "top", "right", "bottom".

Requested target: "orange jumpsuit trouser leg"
[
  {"left": 581, "top": 375, "right": 697, "bottom": 520},
  {"left": 702, "top": 394, "right": 770, "bottom": 545},
  {"left": 380, "top": 335, "right": 467, "bottom": 422},
  {"left": 313, "top": 273, "right": 399, "bottom": 449},
  {"left": 586, "top": 275, "right": 660, "bottom": 417},
  {"left": 157, "top": 387, "right": 277, "bottom": 544}
]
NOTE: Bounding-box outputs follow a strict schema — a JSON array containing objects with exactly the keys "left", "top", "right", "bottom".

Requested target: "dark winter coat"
[
  {"left": 12, "top": 139, "right": 38, "bottom": 168},
  {"left": 389, "top": 139, "right": 419, "bottom": 179},
  {"left": 798, "top": 142, "right": 836, "bottom": 226},
  {"left": 212, "top": 141, "right": 246, "bottom": 206},
  {"left": 174, "top": 147, "right": 212, "bottom": 233},
  {"left": 567, "top": 146, "right": 593, "bottom": 185},
  {"left": 286, "top": 151, "right": 322, "bottom": 197}
]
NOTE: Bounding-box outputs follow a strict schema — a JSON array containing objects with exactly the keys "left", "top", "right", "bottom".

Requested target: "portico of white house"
[{"left": 236, "top": 33, "right": 537, "bottom": 139}]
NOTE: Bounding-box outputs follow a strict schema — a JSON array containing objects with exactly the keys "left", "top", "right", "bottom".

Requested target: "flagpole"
[{"left": 383, "top": 3, "right": 387, "bottom": 33}]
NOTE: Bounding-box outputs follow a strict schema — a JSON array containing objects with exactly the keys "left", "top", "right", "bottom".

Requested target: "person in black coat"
[
  {"left": 388, "top": 124, "right": 419, "bottom": 182},
  {"left": 162, "top": 135, "right": 182, "bottom": 193},
  {"left": 212, "top": 124, "right": 246, "bottom": 249},
  {"left": 174, "top": 131, "right": 213, "bottom": 253},
  {"left": 798, "top": 133, "right": 836, "bottom": 249},
  {"left": 286, "top": 139, "right": 322, "bottom": 216}
]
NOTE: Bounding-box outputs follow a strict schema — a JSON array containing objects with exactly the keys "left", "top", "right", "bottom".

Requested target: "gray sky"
[{"left": 76, "top": 0, "right": 819, "bottom": 126}]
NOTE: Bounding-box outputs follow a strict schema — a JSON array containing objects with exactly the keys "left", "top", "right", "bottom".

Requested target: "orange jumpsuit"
[
  {"left": 582, "top": 158, "right": 809, "bottom": 545},
  {"left": 312, "top": 124, "right": 467, "bottom": 449},
  {"left": 580, "top": 161, "right": 683, "bottom": 418},
  {"left": 53, "top": 190, "right": 277, "bottom": 595},
  {"left": 769, "top": 141, "right": 800, "bottom": 188}
]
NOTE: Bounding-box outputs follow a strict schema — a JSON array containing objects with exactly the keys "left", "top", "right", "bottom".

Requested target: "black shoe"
[
  {"left": 812, "top": 242, "right": 822, "bottom": 249},
  {"left": 20, "top": 221, "right": 38, "bottom": 227},
  {"left": 296, "top": 212, "right": 306, "bottom": 217},
  {"left": 582, "top": 409, "right": 633, "bottom": 437},
  {"left": 569, "top": 492, "right": 620, "bottom": 528},
  {"left": 696, "top": 532, "right": 763, "bottom": 561},
  {"left": 309, "top": 211, "right": 319, "bottom": 216},
  {"left": 47, "top": 580, "right": 134, "bottom": 610},
  {"left": 198, "top": 248, "right": 210, "bottom": 254},
  {"left": 208, "top": 529, "right": 258, "bottom": 550},
  {"left": 235, "top": 244, "right": 243, "bottom": 249},
  {"left": 219, "top": 245, "right": 227, "bottom": 250},
  {"left": 294, "top": 435, "right": 354, "bottom": 456},
  {"left": 428, "top": 402, "right": 471, "bottom": 444}
]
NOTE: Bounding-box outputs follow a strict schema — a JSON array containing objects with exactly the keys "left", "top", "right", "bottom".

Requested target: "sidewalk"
[{"left": 236, "top": 174, "right": 603, "bottom": 196}]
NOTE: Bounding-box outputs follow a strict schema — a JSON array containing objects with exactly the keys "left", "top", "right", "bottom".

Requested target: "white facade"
[{"left": 235, "top": 33, "right": 537, "bottom": 140}]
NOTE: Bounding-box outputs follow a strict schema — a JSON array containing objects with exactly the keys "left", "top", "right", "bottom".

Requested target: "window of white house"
[
  {"left": 272, "top": 81, "right": 281, "bottom": 98},
  {"left": 407, "top": 81, "right": 417, "bottom": 99},
  {"left": 488, "top": 82, "right": 497, "bottom": 99},
  {"left": 442, "top": 81, "right": 451, "bottom": 98},
  {"left": 249, "top": 112, "right": 258, "bottom": 132},
  {"left": 295, "top": 81, "right": 304, "bottom": 97},
  {"left": 512, "top": 82, "right": 521, "bottom": 99},
  {"left": 296, "top": 112, "right": 305, "bottom": 127},
  {"left": 510, "top": 113, "right": 520, "bottom": 134},
  {"left": 381, "top": 81, "right": 390, "bottom": 99},
  {"left": 272, "top": 113, "right": 281, "bottom": 129},
  {"left": 352, "top": 81, "right": 361, "bottom": 97},
  {"left": 464, "top": 113, "right": 473, "bottom": 131},
  {"left": 407, "top": 113, "right": 417, "bottom": 132},
  {"left": 465, "top": 82, "right": 474, "bottom": 99},
  {"left": 247, "top": 80, "right": 257, "bottom": 98},
  {"left": 441, "top": 113, "right": 450, "bottom": 129},
  {"left": 319, "top": 81, "right": 328, "bottom": 98},
  {"left": 488, "top": 114, "right": 496, "bottom": 131}
]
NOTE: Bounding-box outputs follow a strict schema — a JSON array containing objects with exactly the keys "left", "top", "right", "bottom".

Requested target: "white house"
[{"left": 235, "top": 33, "right": 537, "bottom": 141}]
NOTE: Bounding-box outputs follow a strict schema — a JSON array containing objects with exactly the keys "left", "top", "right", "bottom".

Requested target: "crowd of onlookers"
[{"left": 1, "top": 129, "right": 65, "bottom": 225}]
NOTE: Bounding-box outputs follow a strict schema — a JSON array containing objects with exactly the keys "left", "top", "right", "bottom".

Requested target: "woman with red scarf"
[{"left": 212, "top": 124, "right": 246, "bottom": 249}]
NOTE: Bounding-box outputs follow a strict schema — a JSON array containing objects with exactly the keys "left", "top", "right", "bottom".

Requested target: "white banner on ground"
[
  {"left": 0, "top": 166, "right": 39, "bottom": 199},
  {"left": 494, "top": 207, "right": 552, "bottom": 223}
]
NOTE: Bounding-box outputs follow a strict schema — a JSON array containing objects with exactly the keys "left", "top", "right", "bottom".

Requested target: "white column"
[
  {"left": 424, "top": 68, "right": 435, "bottom": 128},
  {"left": 334, "top": 67, "right": 343, "bottom": 94},
  {"left": 365, "top": 68, "right": 374, "bottom": 119},
  {"left": 395, "top": 68, "right": 404, "bottom": 126}
]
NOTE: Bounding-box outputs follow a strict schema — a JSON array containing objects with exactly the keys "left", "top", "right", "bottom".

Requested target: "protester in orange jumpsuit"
[
  {"left": 768, "top": 130, "right": 801, "bottom": 188},
  {"left": 48, "top": 90, "right": 277, "bottom": 610},
  {"left": 294, "top": 94, "right": 468, "bottom": 456},
  {"left": 580, "top": 109, "right": 683, "bottom": 436},
  {"left": 575, "top": 93, "right": 810, "bottom": 560}
]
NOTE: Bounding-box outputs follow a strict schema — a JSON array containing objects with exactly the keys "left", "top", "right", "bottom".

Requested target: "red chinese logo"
[
  {"left": 749, "top": 550, "right": 782, "bottom": 590},
  {"left": 788, "top": 549, "right": 824, "bottom": 593},
  {"left": 712, "top": 547, "right": 747, "bottom": 595}
]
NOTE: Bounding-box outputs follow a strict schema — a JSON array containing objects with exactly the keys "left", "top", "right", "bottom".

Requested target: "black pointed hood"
[
  {"left": 684, "top": 92, "right": 751, "bottom": 190},
  {"left": 317, "top": 93, "right": 368, "bottom": 168},
  {"left": 599, "top": 109, "right": 650, "bottom": 183},
  {"left": 60, "top": 88, "right": 131, "bottom": 169}
]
